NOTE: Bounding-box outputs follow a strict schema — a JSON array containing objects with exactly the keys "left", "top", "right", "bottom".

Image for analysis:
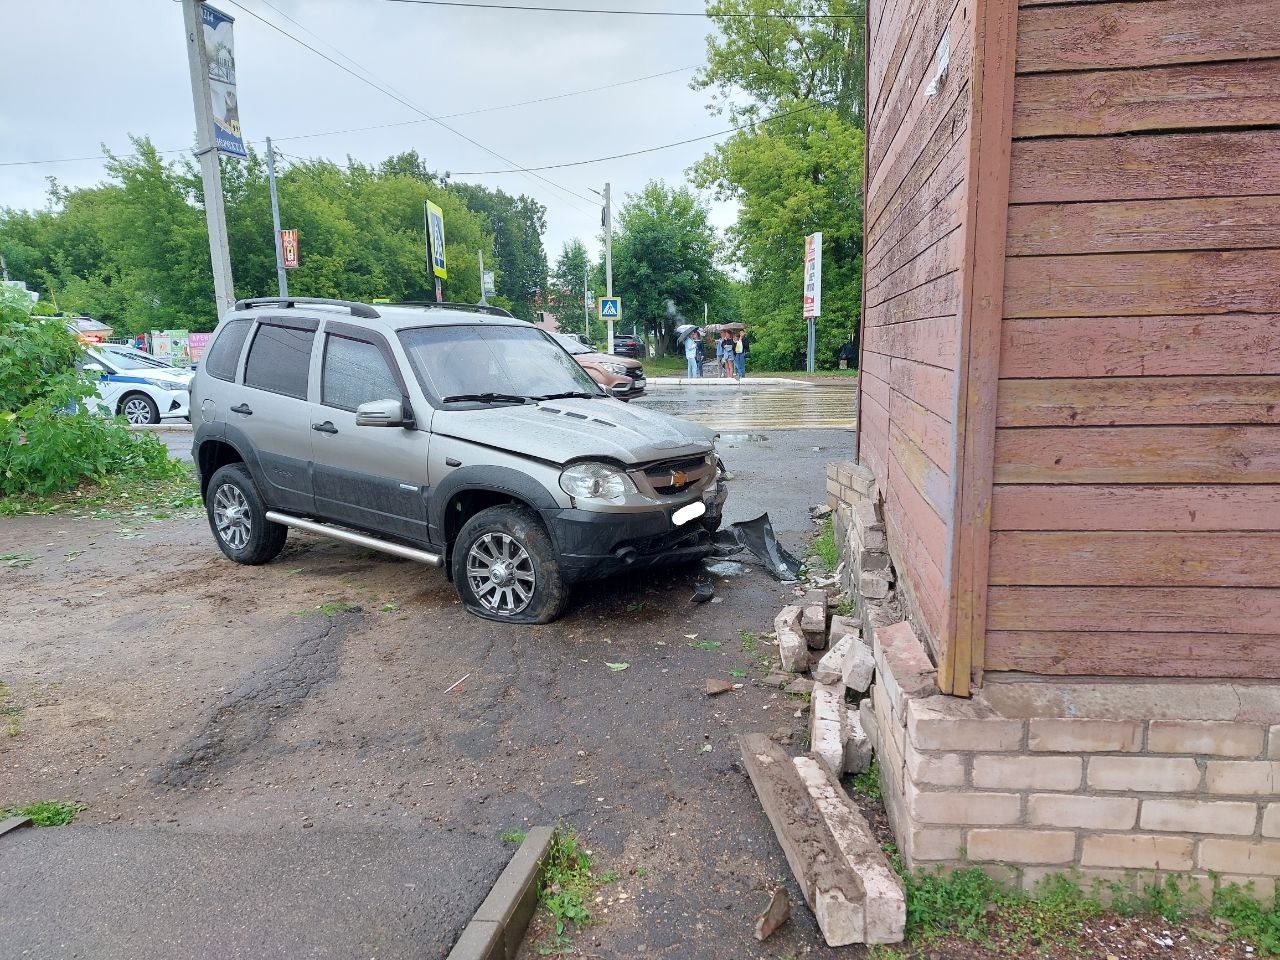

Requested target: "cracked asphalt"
[{"left": 0, "top": 427, "right": 858, "bottom": 960}]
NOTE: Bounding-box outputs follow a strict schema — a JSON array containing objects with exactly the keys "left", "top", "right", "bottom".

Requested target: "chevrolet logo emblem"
[{"left": 669, "top": 470, "right": 689, "bottom": 487}]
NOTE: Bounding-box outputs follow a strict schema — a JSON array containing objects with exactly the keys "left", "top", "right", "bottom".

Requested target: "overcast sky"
[{"left": 0, "top": 0, "right": 739, "bottom": 274}]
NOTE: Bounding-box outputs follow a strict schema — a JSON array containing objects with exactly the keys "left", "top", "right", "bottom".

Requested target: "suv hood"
[
  {"left": 581, "top": 351, "right": 641, "bottom": 370},
  {"left": 433, "top": 398, "right": 714, "bottom": 466}
]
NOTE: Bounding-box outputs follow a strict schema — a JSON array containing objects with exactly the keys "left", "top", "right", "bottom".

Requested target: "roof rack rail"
[
  {"left": 234, "top": 297, "right": 381, "bottom": 319},
  {"left": 391, "top": 301, "right": 516, "bottom": 319}
]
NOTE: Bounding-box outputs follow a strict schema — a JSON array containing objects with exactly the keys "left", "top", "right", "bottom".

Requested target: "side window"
[
  {"left": 244, "top": 323, "right": 315, "bottom": 400},
  {"left": 322, "top": 335, "right": 401, "bottom": 411},
  {"left": 204, "top": 319, "right": 252, "bottom": 383}
]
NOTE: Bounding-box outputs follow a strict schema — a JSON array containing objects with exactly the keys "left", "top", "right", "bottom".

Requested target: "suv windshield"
[
  {"left": 400, "top": 325, "right": 605, "bottom": 404},
  {"left": 96, "top": 347, "right": 174, "bottom": 371},
  {"left": 553, "top": 333, "right": 590, "bottom": 355}
]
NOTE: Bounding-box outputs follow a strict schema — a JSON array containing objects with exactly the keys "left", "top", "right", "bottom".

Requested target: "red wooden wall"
[
  {"left": 861, "top": 0, "right": 974, "bottom": 664},
  {"left": 985, "top": 0, "right": 1280, "bottom": 679}
]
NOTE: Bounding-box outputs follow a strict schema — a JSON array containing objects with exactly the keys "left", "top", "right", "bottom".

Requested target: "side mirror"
[{"left": 355, "top": 398, "right": 404, "bottom": 427}]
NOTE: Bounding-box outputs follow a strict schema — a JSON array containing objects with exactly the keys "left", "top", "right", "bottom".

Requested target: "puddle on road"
[{"left": 718, "top": 433, "right": 769, "bottom": 446}]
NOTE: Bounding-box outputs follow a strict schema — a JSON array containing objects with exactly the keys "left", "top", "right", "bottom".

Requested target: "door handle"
[
  {"left": 230, "top": 403, "right": 253, "bottom": 415},
  {"left": 312, "top": 421, "right": 339, "bottom": 434}
]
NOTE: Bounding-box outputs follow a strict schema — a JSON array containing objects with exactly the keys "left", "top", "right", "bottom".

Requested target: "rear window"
[
  {"left": 322, "top": 335, "right": 400, "bottom": 411},
  {"left": 244, "top": 323, "right": 315, "bottom": 399},
  {"left": 203, "top": 319, "right": 252, "bottom": 382}
]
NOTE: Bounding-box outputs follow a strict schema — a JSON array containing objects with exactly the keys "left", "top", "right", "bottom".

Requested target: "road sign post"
[
  {"left": 425, "top": 201, "right": 447, "bottom": 303},
  {"left": 803, "top": 231, "right": 823, "bottom": 374},
  {"left": 598, "top": 297, "right": 621, "bottom": 346}
]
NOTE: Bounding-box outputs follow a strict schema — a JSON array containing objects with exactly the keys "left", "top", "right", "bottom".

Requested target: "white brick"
[
  {"left": 1264, "top": 804, "right": 1280, "bottom": 838},
  {"left": 1140, "top": 798, "right": 1258, "bottom": 836},
  {"left": 845, "top": 710, "right": 872, "bottom": 775},
  {"left": 844, "top": 640, "right": 875, "bottom": 694},
  {"left": 1148, "top": 721, "right": 1265, "bottom": 758},
  {"left": 809, "top": 681, "right": 846, "bottom": 779},
  {"left": 972, "top": 755, "right": 1082, "bottom": 791},
  {"left": 1028, "top": 794, "right": 1138, "bottom": 831},
  {"left": 1081, "top": 834, "right": 1194, "bottom": 872},
  {"left": 1028, "top": 719, "right": 1142, "bottom": 754},
  {"left": 1088, "top": 756, "right": 1201, "bottom": 792},
  {"left": 1199, "top": 839, "right": 1280, "bottom": 877},
  {"left": 907, "top": 697, "right": 1023, "bottom": 752},
  {"left": 905, "top": 782, "right": 1021, "bottom": 826},
  {"left": 904, "top": 740, "right": 966, "bottom": 787},
  {"left": 905, "top": 825, "right": 962, "bottom": 862},
  {"left": 813, "top": 635, "right": 854, "bottom": 685},
  {"left": 968, "top": 829, "right": 1076, "bottom": 865},
  {"left": 1206, "top": 761, "right": 1280, "bottom": 796}
]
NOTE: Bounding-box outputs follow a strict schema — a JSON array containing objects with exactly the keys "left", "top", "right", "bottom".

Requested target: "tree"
[
  {"left": 546, "top": 239, "right": 595, "bottom": 336},
  {"left": 449, "top": 183, "right": 547, "bottom": 321},
  {"left": 609, "top": 181, "right": 732, "bottom": 352}
]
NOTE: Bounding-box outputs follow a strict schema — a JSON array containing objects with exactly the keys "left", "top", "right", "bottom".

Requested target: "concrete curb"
[
  {"left": 0, "top": 816, "right": 32, "bottom": 838},
  {"left": 446, "top": 825, "right": 554, "bottom": 960},
  {"left": 128, "top": 422, "right": 193, "bottom": 433},
  {"left": 646, "top": 376, "right": 813, "bottom": 388}
]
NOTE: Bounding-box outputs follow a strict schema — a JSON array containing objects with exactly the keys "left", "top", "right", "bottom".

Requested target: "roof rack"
[
  {"left": 234, "top": 297, "right": 381, "bottom": 319},
  {"left": 391, "top": 301, "right": 517, "bottom": 319}
]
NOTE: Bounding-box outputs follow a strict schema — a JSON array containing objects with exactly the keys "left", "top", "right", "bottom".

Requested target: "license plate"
[{"left": 672, "top": 501, "right": 707, "bottom": 527}]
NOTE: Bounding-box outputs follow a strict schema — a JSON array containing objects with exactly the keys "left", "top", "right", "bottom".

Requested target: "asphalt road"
[{"left": 1, "top": 427, "right": 857, "bottom": 959}]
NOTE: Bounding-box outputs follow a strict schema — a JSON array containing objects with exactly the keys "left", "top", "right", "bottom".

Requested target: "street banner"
[
  {"left": 188, "top": 332, "right": 213, "bottom": 362},
  {"left": 803, "top": 231, "right": 823, "bottom": 319},
  {"left": 151, "top": 329, "right": 192, "bottom": 365},
  {"left": 482, "top": 270, "right": 496, "bottom": 298},
  {"left": 281, "top": 229, "right": 299, "bottom": 269},
  {"left": 426, "top": 201, "right": 447, "bottom": 279},
  {"left": 201, "top": 4, "right": 247, "bottom": 158}
]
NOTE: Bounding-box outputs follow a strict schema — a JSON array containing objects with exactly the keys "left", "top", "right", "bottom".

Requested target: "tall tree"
[
  {"left": 546, "top": 238, "right": 596, "bottom": 336},
  {"left": 449, "top": 183, "right": 548, "bottom": 321}
]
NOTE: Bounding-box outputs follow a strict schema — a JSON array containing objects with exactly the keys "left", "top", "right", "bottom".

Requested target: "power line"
[
  {"left": 0, "top": 64, "right": 695, "bottom": 168},
  {"left": 384, "top": 0, "right": 858, "bottom": 17},
  {"left": 221, "top": 0, "right": 598, "bottom": 209},
  {"left": 453, "top": 99, "right": 827, "bottom": 174}
]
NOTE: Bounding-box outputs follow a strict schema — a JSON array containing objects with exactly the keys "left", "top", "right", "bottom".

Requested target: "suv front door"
[
  {"left": 308, "top": 323, "right": 432, "bottom": 543},
  {"left": 233, "top": 317, "right": 318, "bottom": 514}
]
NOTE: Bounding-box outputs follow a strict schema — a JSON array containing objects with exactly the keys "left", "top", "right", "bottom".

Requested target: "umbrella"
[
  {"left": 675, "top": 323, "right": 700, "bottom": 343},
  {"left": 716, "top": 322, "right": 746, "bottom": 332}
]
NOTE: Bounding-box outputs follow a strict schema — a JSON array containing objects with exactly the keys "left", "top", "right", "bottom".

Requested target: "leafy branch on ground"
[
  {"left": 536, "top": 828, "right": 617, "bottom": 955},
  {"left": 2, "top": 800, "right": 82, "bottom": 826}
]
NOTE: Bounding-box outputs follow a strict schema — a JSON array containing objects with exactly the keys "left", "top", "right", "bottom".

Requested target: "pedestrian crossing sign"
[{"left": 598, "top": 297, "right": 621, "bottom": 321}]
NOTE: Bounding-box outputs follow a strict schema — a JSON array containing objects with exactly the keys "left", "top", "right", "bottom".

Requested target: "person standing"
[
  {"left": 685, "top": 329, "right": 702, "bottom": 379},
  {"left": 719, "top": 330, "right": 733, "bottom": 378},
  {"left": 733, "top": 330, "right": 747, "bottom": 380}
]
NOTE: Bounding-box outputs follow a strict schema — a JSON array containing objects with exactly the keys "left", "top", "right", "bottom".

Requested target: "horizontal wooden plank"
[
  {"left": 891, "top": 355, "right": 955, "bottom": 420},
  {"left": 862, "top": 369, "right": 892, "bottom": 414},
  {"left": 867, "top": 130, "right": 966, "bottom": 256},
  {"left": 1000, "top": 314, "right": 1280, "bottom": 377},
  {"left": 1009, "top": 131, "right": 1280, "bottom": 204},
  {"left": 996, "top": 375, "right": 1280, "bottom": 427},
  {"left": 990, "top": 531, "right": 1280, "bottom": 586},
  {"left": 885, "top": 478, "right": 949, "bottom": 644},
  {"left": 859, "top": 388, "right": 892, "bottom": 480},
  {"left": 891, "top": 387, "right": 952, "bottom": 473},
  {"left": 1014, "top": 58, "right": 1280, "bottom": 138},
  {"left": 1006, "top": 196, "right": 1280, "bottom": 257},
  {"left": 865, "top": 270, "right": 961, "bottom": 327},
  {"left": 1004, "top": 249, "right": 1280, "bottom": 319},
  {"left": 985, "top": 630, "right": 1280, "bottom": 679},
  {"left": 992, "top": 484, "right": 1280, "bottom": 532},
  {"left": 994, "top": 425, "right": 1280, "bottom": 484},
  {"left": 870, "top": 0, "right": 920, "bottom": 122},
  {"left": 988, "top": 585, "right": 1280, "bottom": 634},
  {"left": 867, "top": 180, "right": 965, "bottom": 285},
  {"left": 861, "top": 347, "right": 891, "bottom": 384},
  {"left": 863, "top": 314, "right": 958, "bottom": 368},
  {"left": 866, "top": 226, "right": 964, "bottom": 307},
  {"left": 890, "top": 420, "right": 953, "bottom": 521},
  {"left": 1017, "top": 0, "right": 1280, "bottom": 74}
]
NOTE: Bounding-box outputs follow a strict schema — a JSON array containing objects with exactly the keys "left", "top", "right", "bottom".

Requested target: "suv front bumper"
[{"left": 542, "top": 483, "right": 727, "bottom": 583}]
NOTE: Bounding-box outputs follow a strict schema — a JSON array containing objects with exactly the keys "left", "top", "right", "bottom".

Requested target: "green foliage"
[
  {"left": 849, "top": 760, "right": 882, "bottom": 801},
  {"left": 546, "top": 238, "right": 598, "bottom": 335},
  {"left": 501, "top": 828, "right": 527, "bottom": 845},
  {"left": 3, "top": 800, "right": 81, "bottom": 826},
  {"left": 449, "top": 182, "right": 548, "bottom": 321},
  {"left": 739, "top": 630, "right": 759, "bottom": 653},
  {"left": 0, "top": 290, "right": 184, "bottom": 498},
  {"left": 1213, "top": 882, "right": 1280, "bottom": 955},
  {"left": 537, "top": 828, "right": 614, "bottom": 950},
  {"left": 1108, "top": 873, "right": 1200, "bottom": 922},
  {"left": 812, "top": 516, "right": 838, "bottom": 569},
  {"left": 904, "top": 866, "right": 998, "bottom": 940}
]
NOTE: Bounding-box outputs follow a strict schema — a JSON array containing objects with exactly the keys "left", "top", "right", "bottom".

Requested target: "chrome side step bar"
[{"left": 265, "top": 511, "right": 443, "bottom": 567}]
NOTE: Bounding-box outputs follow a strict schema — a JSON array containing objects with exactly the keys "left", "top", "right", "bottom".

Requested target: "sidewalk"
[{"left": 645, "top": 376, "right": 813, "bottom": 387}]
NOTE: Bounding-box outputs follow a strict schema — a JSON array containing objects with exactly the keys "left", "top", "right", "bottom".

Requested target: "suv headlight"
[
  {"left": 142, "top": 378, "right": 180, "bottom": 390},
  {"left": 560, "top": 462, "right": 637, "bottom": 501},
  {"left": 600, "top": 362, "right": 629, "bottom": 376}
]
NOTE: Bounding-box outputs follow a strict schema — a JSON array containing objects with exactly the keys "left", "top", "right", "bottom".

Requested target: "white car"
[{"left": 82, "top": 344, "right": 193, "bottom": 425}]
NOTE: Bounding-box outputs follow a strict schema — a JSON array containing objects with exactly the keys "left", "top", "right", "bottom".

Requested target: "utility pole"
[
  {"left": 583, "top": 271, "right": 590, "bottom": 342},
  {"left": 181, "top": 0, "right": 236, "bottom": 316},
  {"left": 602, "top": 182, "right": 614, "bottom": 354},
  {"left": 477, "top": 248, "right": 487, "bottom": 305},
  {"left": 0, "top": 252, "right": 9, "bottom": 282},
  {"left": 265, "top": 137, "right": 288, "bottom": 299}
]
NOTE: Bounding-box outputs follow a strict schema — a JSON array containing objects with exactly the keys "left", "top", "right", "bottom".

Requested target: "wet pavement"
[
  {"left": 634, "top": 380, "right": 857, "bottom": 430},
  {"left": 0, "top": 428, "right": 859, "bottom": 960}
]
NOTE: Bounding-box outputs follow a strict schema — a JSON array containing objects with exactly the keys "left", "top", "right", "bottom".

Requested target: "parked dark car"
[{"left": 612, "top": 334, "right": 644, "bottom": 359}]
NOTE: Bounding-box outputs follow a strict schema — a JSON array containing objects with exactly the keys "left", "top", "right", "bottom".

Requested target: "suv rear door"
[
  {"left": 232, "top": 316, "right": 318, "bottom": 514},
  {"left": 308, "top": 322, "right": 432, "bottom": 543}
]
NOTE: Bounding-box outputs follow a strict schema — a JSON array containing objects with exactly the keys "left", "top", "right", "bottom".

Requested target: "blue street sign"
[{"left": 598, "top": 297, "right": 621, "bottom": 320}]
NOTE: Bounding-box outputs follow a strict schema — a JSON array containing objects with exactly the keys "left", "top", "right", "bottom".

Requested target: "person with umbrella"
[{"left": 682, "top": 326, "right": 703, "bottom": 379}]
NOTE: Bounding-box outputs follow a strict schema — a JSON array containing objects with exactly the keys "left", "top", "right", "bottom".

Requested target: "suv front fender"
[{"left": 431, "top": 465, "right": 563, "bottom": 545}]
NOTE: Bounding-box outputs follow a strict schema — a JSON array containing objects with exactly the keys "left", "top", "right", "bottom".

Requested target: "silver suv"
[{"left": 191, "top": 298, "right": 727, "bottom": 623}]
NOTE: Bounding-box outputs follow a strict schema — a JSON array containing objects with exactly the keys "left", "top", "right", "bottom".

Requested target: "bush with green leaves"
[{"left": 0, "top": 288, "right": 182, "bottom": 497}]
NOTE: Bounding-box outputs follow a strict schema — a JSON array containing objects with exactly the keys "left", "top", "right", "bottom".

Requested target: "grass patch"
[
  {"left": 3, "top": 800, "right": 81, "bottom": 826},
  {"left": 689, "top": 638, "right": 722, "bottom": 651},
  {"left": 1108, "top": 873, "right": 1200, "bottom": 922},
  {"left": 297, "top": 601, "right": 361, "bottom": 617},
  {"left": 849, "top": 759, "right": 882, "bottom": 801},
  {"left": 1213, "top": 882, "right": 1280, "bottom": 954},
  {"left": 2, "top": 706, "right": 21, "bottom": 737},
  {"left": 0, "top": 466, "right": 200, "bottom": 519},
  {"left": 536, "top": 828, "right": 616, "bottom": 954},
  {"left": 739, "top": 630, "right": 759, "bottom": 653},
  {"left": 812, "top": 516, "right": 838, "bottom": 570},
  {"left": 501, "top": 828, "right": 527, "bottom": 845}
]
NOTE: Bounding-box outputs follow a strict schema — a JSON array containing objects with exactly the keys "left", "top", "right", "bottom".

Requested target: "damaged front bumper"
[{"left": 542, "top": 479, "right": 728, "bottom": 584}]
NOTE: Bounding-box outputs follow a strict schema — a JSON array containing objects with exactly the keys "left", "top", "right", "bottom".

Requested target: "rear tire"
[
  {"left": 206, "top": 463, "right": 288, "bottom": 565},
  {"left": 119, "top": 392, "right": 159, "bottom": 425},
  {"left": 452, "top": 505, "right": 567, "bottom": 624}
]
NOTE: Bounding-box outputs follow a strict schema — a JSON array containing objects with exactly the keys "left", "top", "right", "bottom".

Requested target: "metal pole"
[
  {"left": 583, "top": 271, "right": 590, "bottom": 341},
  {"left": 603, "top": 182, "right": 614, "bottom": 354},
  {"left": 182, "top": 0, "right": 236, "bottom": 317},
  {"left": 807, "top": 317, "right": 816, "bottom": 374},
  {"left": 477, "top": 249, "right": 487, "bottom": 305},
  {"left": 265, "top": 137, "right": 288, "bottom": 299}
]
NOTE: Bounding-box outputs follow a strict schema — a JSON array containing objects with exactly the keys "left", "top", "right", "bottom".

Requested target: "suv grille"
[
  {"left": 644, "top": 455, "right": 707, "bottom": 495},
  {"left": 628, "top": 366, "right": 644, "bottom": 380}
]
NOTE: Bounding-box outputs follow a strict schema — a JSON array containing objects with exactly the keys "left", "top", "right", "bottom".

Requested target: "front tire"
[
  {"left": 120, "top": 392, "right": 159, "bottom": 425},
  {"left": 452, "top": 505, "right": 567, "bottom": 624},
  {"left": 206, "top": 463, "right": 288, "bottom": 565}
]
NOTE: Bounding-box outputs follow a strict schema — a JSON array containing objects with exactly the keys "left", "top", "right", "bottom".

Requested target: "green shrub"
[
  {"left": 0, "top": 290, "right": 182, "bottom": 497},
  {"left": 1212, "top": 882, "right": 1280, "bottom": 955}
]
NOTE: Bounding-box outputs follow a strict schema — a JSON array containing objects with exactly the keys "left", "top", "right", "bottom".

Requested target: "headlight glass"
[
  {"left": 143, "top": 378, "right": 178, "bottom": 390},
  {"left": 560, "top": 462, "right": 637, "bottom": 501},
  {"left": 600, "top": 362, "right": 629, "bottom": 376}
]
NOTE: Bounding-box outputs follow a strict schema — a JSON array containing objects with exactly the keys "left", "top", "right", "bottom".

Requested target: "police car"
[{"left": 82, "top": 343, "right": 193, "bottom": 424}]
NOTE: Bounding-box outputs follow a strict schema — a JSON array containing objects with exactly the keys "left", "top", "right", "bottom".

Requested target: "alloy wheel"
[
  {"left": 123, "top": 397, "right": 154, "bottom": 425},
  {"left": 466, "top": 532, "right": 536, "bottom": 616},
  {"left": 213, "top": 483, "right": 252, "bottom": 550}
]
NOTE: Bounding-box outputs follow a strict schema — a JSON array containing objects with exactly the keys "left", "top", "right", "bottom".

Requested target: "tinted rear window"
[
  {"left": 244, "top": 324, "right": 315, "bottom": 399},
  {"left": 204, "top": 319, "right": 251, "bottom": 382}
]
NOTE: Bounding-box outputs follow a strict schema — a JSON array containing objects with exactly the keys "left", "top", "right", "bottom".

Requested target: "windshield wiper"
[
  {"left": 441, "top": 392, "right": 530, "bottom": 405},
  {"left": 533, "top": 391, "right": 600, "bottom": 401}
]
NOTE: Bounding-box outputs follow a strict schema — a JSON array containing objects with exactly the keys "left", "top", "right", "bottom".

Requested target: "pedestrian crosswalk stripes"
[{"left": 634, "top": 381, "right": 857, "bottom": 431}]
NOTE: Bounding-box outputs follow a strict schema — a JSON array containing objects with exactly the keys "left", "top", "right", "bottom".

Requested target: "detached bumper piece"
[{"left": 712, "top": 512, "right": 803, "bottom": 581}]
